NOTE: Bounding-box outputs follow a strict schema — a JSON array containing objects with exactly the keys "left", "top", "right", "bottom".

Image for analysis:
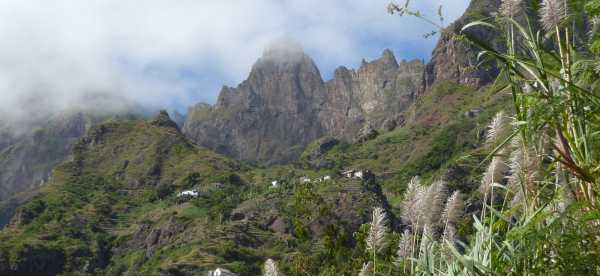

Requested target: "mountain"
[
  {"left": 0, "top": 112, "right": 392, "bottom": 275},
  {"left": 0, "top": 112, "right": 95, "bottom": 201},
  {"left": 0, "top": 0, "right": 516, "bottom": 274},
  {"left": 183, "top": 44, "right": 424, "bottom": 165},
  {"left": 421, "top": 0, "right": 502, "bottom": 93},
  {"left": 183, "top": 43, "right": 328, "bottom": 164}
]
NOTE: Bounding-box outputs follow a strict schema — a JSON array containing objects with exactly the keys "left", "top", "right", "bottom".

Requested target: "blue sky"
[{"left": 0, "top": 0, "right": 470, "bottom": 117}]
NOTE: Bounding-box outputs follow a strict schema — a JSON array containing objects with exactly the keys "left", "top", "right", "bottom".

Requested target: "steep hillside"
[
  {"left": 0, "top": 112, "right": 392, "bottom": 275},
  {"left": 183, "top": 45, "right": 423, "bottom": 165},
  {"left": 0, "top": 1, "right": 517, "bottom": 274},
  {"left": 301, "top": 80, "right": 511, "bottom": 206}
]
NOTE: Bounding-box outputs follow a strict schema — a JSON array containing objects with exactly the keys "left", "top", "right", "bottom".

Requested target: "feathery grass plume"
[
  {"left": 507, "top": 136, "right": 524, "bottom": 188},
  {"left": 442, "top": 224, "right": 458, "bottom": 245},
  {"left": 479, "top": 156, "right": 508, "bottom": 198},
  {"left": 441, "top": 191, "right": 464, "bottom": 246},
  {"left": 507, "top": 135, "right": 527, "bottom": 208},
  {"left": 540, "top": 0, "right": 568, "bottom": 32},
  {"left": 401, "top": 176, "right": 426, "bottom": 229},
  {"left": 422, "top": 180, "right": 448, "bottom": 228},
  {"left": 500, "top": 0, "right": 522, "bottom": 18},
  {"left": 506, "top": 136, "right": 542, "bottom": 208},
  {"left": 486, "top": 111, "right": 506, "bottom": 146},
  {"left": 367, "top": 207, "right": 389, "bottom": 253},
  {"left": 358, "top": 261, "right": 373, "bottom": 276},
  {"left": 395, "top": 230, "right": 413, "bottom": 268},
  {"left": 442, "top": 191, "right": 465, "bottom": 229},
  {"left": 263, "top": 259, "right": 279, "bottom": 276}
]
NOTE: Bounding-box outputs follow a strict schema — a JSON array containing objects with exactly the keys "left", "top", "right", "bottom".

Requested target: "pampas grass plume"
[
  {"left": 500, "top": 0, "right": 522, "bottom": 18},
  {"left": 486, "top": 111, "right": 506, "bottom": 145},
  {"left": 367, "top": 207, "right": 388, "bottom": 253},
  {"left": 540, "top": 0, "right": 567, "bottom": 32}
]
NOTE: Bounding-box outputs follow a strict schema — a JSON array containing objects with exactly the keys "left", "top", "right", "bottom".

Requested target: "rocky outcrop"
[
  {"left": 321, "top": 51, "right": 423, "bottom": 138},
  {"left": 184, "top": 43, "right": 327, "bottom": 164},
  {"left": 421, "top": 0, "right": 502, "bottom": 94},
  {"left": 151, "top": 110, "right": 180, "bottom": 130},
  {"left": 183, "top": 45, "right": 424, "bottom": 164}
]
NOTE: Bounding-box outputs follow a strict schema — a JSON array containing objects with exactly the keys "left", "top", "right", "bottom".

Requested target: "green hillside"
[{"left": 0, "top": 112, "right": 393, "bottom": 275}]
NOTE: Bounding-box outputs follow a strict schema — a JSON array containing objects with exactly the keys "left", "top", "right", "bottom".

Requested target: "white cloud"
[{"left": 0, "top": 0, "right": 470, "bottom": 121}]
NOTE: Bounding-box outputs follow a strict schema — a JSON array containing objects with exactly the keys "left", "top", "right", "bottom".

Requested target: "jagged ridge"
[{"left": 183, "top": 48, "right": 424, "bottom": 164}]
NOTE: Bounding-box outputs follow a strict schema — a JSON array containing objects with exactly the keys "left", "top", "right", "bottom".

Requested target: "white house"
[
  {"left": 208, "top": 267, "right": 236, "bottom": 276},
  {"left": 341, "top": 169, "right": 374, "bottom": 180},
  {"left": 341, "top": 170, "right": 354, "bottom": 178},
  {"left": 301, "top": 176, "right": 311, "bottom": 183},
  {"left": 177, "top": 190, "right": 199, "bottom": 198},
  {"left": 354, "top": 171, "right": 364, "bottom": 179},
  {"left": 271, "top": 180, "right": 279, "bottom": 188},
  {"left": 315, "top": 175, "right": 332, "bottom": 182}
]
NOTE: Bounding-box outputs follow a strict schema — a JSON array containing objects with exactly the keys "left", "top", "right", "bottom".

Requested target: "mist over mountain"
[{"left": 0, "top": 0, "right": 469, "bottom": 130}]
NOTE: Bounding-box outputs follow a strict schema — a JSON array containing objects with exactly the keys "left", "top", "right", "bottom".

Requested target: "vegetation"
[
  {"left": 358, "top": 0, "right": 600, "bottom": 274},
  {"left": 2, "top": 0, "right": 600, "bottom": 275}
]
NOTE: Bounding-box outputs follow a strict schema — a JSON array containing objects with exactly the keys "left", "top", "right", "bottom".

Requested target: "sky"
[{"left": 0, "top": 0, "right": 470, "bottom": 120}]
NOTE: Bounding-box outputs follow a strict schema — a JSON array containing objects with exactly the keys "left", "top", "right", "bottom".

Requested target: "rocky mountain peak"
[
  {"left": 150, "top": 110, "right": 179, "bottom": 130},
  {"left": 250, "top": 41, "right": 321, "bottom": 78},
  {"left": 185, "top": 47, "right": 424, "bottom": 164},
  {"left": 421, "top": 0, "right": 501, "bottom": 94},
  {"left": 357, "top": 49, "right": 399, "bottom": 73},
  {"left": 380, "top": 48, "right": 399, "bottom": 68}
]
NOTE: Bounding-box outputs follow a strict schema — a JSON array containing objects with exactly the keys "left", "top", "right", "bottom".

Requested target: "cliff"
[{"left": 183, "top": 46, "right": 424, "bottom": 164}]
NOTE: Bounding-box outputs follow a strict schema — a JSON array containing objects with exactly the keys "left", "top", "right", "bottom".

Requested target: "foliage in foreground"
[{"left": 370, "top": 0, "right": 600, "bottom": 275}]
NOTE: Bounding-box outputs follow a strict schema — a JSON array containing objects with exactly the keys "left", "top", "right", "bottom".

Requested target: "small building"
[
  {"left": 354, "top": 171, "right": 364, "bottom": 179},
  {"left": 300, "top": 176, "right": 311, "bottom": 183},
  {"left": 341, "top": 169, "right": 374, "bottom": 180},
  {"left": 271, "top": 180, "right": 279, "bottom": 188},
  {"left": 315, "top": 175, "right": 332, "bottom": 182},
  {"left": 177, "top": 190, "right": 199, "bottom": 198},
  {"left": 207, "top": 267, "right": 237, "bottom": 276},
  {"left": 341, "top": 170, "right": 355, "bottom": 178}
]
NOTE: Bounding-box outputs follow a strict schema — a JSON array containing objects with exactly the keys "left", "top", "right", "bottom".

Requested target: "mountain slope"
[
  {"left": 183, "top": 45, "right": 424, "bottom": 165},
  {"left": 0, "top": 112, "right": 391, "bottom": 275}
]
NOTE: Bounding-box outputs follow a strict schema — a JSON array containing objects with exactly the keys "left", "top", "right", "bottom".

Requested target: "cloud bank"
[{"left": 0, "top": 0, "right": 470, "bottom": 121}]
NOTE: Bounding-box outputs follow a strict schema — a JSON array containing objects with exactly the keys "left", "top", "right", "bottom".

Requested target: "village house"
[
  {"left": 207, "top": 267, "right": 236, "bottom": 276},
  {"left": 177, "top": 190, "right": 199, "bottom": 198},
  {"left": 177, "top": 189, "right": 200, "bottom": 203},
  {"left": 315, "top": 175, "right": 332, "bottom": 182},
  {"left": 341, "top": 169, "right": 374, "bottom": 180},
  {"left": 300, "top": 176, "right": 311, "bottom": 183}
]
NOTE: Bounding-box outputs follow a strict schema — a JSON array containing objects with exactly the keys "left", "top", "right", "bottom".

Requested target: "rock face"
[
  {"left": 183, "top": 45, "right": 424, "bottom": 164},
  {"left": 0, "top": 112, "right": 93, "bottom": 201},
  {"left": 421, "top": 0, "right": 502, "bottom": 94},
  {"left": 321, "top": 50, "right": 423, "bottom": 138},
  {"left": 184, "top": 44, "right": 327, "bottom": 164}
]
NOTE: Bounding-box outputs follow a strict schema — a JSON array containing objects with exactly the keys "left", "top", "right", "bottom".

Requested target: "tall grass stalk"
[
  {"left": 367, "top": 207, "right": 388, "bottom": 274},
  {"left": 389, "top": 0, "right": 600, "bottom": 274}
]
